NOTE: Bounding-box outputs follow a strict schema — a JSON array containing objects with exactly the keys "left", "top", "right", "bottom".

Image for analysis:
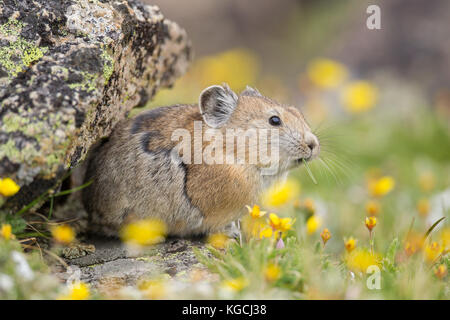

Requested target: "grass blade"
[
  {"left": 303, "top": 159, "right": 317, "bottom": 185},
  {"left": 424, "top": 217, "right": 446, "bottom": 240}
]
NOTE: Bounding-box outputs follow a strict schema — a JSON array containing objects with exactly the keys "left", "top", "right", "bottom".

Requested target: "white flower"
[{"left": 11, "top": 251, "right": 34, "bottom": 281}]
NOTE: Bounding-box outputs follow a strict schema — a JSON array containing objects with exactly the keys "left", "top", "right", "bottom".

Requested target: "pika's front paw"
[{"left": 222, "top": 221, "right": 241, "bottom": 239}]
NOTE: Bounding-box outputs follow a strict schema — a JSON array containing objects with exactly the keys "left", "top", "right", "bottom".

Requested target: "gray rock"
[
  {"left": 0, "top": 0, "right": 191, "bottom": 211},
  {"left": 53, "top": 238, "right": 213, "bottom": 289}
]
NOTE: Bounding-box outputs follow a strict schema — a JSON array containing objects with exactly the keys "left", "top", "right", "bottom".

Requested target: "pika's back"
[{"left": 82, "top": 104, "right": 205, "bottom": 236}]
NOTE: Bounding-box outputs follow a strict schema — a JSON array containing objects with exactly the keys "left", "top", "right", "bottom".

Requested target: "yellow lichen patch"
[
  {"left": 0, "top": 17, "right": 48, "bottom": 79},
  {"left": 120, "top": 218, "right": 167, "bottom": 247}
]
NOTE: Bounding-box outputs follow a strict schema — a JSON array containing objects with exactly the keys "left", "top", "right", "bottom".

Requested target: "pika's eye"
[{"left": 269, "top": 115, "right": 281, "bottom": 126}]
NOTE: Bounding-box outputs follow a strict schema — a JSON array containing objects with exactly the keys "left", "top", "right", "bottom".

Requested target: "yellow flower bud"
[
  {"left": 365, "top": 200, "right": 379, "bottom": 216},
  {"left": 320, "top": 228, "right": 331, "bottom": 245},
  {"left": 344, "top": 237, "right": 357, "bottom": 253},
  {"left": 365, "top": 216, "right": 377, "bottom": 232},
  {"left": 434, "top": 264, "right": 447, "bottom": 280}
]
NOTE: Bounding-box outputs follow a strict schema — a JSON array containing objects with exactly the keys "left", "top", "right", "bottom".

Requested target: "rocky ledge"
[{"left": 0, "top": 0, "right": 192, "bottom": 211}]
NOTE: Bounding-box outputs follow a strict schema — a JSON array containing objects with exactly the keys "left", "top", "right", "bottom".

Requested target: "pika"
[{"left": 82, "top": 84, "right": 319, "bottom": 237}]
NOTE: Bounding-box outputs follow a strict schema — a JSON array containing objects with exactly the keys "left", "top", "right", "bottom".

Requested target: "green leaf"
[
  {"left": 386, "top": 237, "right": 399, "bottom": 263},
  {"left": 1, "top": 214, "right": 27, "bottom": 233}
]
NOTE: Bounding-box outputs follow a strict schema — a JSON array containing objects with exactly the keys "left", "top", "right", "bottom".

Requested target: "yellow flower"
[
  {"left": 207, "top": 233, "right": 230, "bottom": 250},
  {"left": 0, "top": 224, "right": 14, "bottom": 240},
  {"left": 368, "top": 176, "right": 395, "bottom": 197},
  {"left": 120, "top": 218, "right": 166, "bottom": 246},
  {"left": 365, "top": 216, "right": 377, "bottom": 232},
  {"left": 404, "top": 232, "right": 424, "bottom": 256},
  {"left": 418, "top": 172, "right": 435, "bottom": 192},
  {"left": 307, "top": 58, "right": 347, "bottom": 89},
  {"left": 138, "top": 279, "right": 167, "bottom": 299},
  {"left": 264, "top": 263, "right": 281, "bottom": 282},
  {"left": 416, "top": 198, "right": 430, "bottom": 218},
  {"left": 365, "top": 200, "right": 379, "bottom": 216},
  {"left": 259, "top": 227, "right": 273, "bottom": 239},
  {"left": 320, "top": 228, "right": 331, "bottom": 245},
  {"left": 59, "top": 282, "right": 90, "bottom": 300},
  {"left": 241, "top": 215, "right": 267, "bottom": 239},
  {"left": 262, "top": 179, "right": 300, "bottom": 208},
  {"left": 268, "top": 213, "right": 294, "bottom": 232},
  {"left": 51, "top": 225, "right": 75, "bottom": 244},
  {"left": 195, "top": 49, "right": 259, "bottom": 91},
  {"left": 344, "top": 237, "right": 357, "bottom": 253},
  {"left": 246, "top": 205, "right": 266, "bottom": 218},
  {"left": 222, "top": 277, "right": 249, "bottom": 292},
  {"left": 434, "top": 264, "right": 447, "bottom": 280},
  {"left": 424, "top": 242, "right": 443, "bottom": 263},
  {"left": 341, "top": 81, "right": 378, "bottom": 113},
  {"left": 346, "top": 248, "right": 381, "bottom": 273},
  {"left": 0, "top": 178, "right": 20, "bottom": 197},
  {"left": 441, "top": 227, "right": 450, "bottom": 250},
  {"left": 306, "top": 215, "right": 322, "bottom": 235}
]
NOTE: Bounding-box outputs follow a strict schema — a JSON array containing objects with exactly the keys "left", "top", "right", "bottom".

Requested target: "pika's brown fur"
[{"left": 82, "top": 85, "right": 319, "bottom": 237}]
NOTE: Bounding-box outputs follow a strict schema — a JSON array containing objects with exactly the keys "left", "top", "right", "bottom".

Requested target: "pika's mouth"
[{"left": 295, "top": 156, "right": 311, "bottom": 164}]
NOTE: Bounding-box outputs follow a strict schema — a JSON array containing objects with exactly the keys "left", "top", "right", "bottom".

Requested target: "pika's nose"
[{"left": 305, "top": 132, "right": 320, "bottom": 157}]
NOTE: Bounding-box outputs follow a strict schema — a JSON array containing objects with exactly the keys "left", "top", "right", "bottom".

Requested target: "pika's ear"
[
  {"left": 240, "top": 85, "right": 262, "bottom": 97},
  {"left": 199, "top": 84, "right": 238, "bottom": 128}
]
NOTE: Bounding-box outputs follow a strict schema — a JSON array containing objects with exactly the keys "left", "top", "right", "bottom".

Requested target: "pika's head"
[{"left": 199, "top": 84, "right": 320, "bottom": 172}]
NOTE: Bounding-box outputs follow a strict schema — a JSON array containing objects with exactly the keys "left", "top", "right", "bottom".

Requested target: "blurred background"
[{"left": 139, "top": 0, "right": 450, "bottom": 254}]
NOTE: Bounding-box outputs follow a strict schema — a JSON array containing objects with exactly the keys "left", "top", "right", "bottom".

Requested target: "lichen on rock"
[{"left": 0, "top": 0, "right": 192, "bottom": 211}]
